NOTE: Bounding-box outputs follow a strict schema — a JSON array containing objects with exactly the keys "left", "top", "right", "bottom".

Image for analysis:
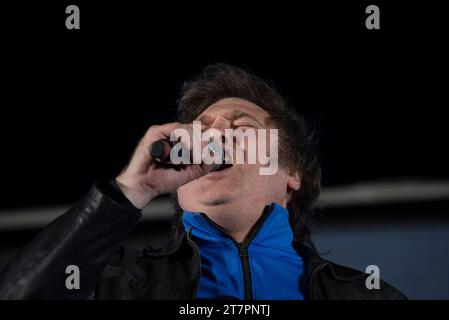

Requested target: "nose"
[
  {"left": 210, "top": 117, "right": 230, "bottom": 131},
  {"left": 207, "top": 118, "right": 236, "bottom": 164},
  {"left": 208, "top": 117, "right": 230, "bottom": 144}
]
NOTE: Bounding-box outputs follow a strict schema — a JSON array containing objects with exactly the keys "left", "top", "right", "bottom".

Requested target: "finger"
[{"left": 129, "top": 123, "right": 187, "bottom": 174}]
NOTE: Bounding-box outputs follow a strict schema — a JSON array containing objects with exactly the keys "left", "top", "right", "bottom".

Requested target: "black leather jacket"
[{"left": 0, "top": 182, "right": 407, "bottom": 300}]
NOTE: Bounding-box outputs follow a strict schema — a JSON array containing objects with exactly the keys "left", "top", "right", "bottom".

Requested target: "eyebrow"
[{"left": 196, "top": 110, "right": 266, "bottom": 127}]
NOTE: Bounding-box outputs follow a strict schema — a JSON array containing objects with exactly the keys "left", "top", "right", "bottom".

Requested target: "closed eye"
[{"left": 234, "top": 124, "right": 258, "bottom": 132}]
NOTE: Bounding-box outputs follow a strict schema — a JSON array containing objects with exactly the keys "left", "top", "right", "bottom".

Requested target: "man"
[{"left": 0, "top": 64, "right": 406, "bottom": 300}]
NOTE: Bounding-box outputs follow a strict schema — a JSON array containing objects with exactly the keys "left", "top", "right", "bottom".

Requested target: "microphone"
[
  {"left": 149, "top": 139, "right": 174, "bottom": 163},
  {"left": 149, "top": 139, "right": 227, "bottom": 171}
]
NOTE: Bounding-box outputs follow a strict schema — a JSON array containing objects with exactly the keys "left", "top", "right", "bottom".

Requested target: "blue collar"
[
  {"left": 182, "top": 203, "right": 305, "bottom": 300},
  {"left": 182, "top": 203, "right": 294, "bottom": 248}
]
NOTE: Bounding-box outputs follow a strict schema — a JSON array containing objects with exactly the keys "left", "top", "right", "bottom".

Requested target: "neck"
[{"left": 192, "top": 196, "right": 289, "bottom": 243}]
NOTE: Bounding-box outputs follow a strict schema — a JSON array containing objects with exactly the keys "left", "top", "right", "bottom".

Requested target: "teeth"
[
  {"left": 223, "top": 151, "right": 233, "bottom": 165},
  {"left": 207, "top": 141, "right": 222, "bottom": 155},
  {"left": 205, "top": 141, "right": 234, "bottom": 172}
]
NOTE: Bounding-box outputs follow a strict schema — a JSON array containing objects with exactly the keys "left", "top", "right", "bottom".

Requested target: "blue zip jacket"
[{"left": 183, "top": 203, "right": 305, "bottom": 300}]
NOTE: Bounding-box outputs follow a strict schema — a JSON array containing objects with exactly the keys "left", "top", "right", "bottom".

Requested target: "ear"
[{"left": 287, "top": 171, "right": 301, "bottom": 191}]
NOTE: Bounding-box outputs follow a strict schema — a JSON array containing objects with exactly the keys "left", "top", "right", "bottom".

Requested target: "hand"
[{"left": 115, "top": 122, "right": 215, "bottom": 209}]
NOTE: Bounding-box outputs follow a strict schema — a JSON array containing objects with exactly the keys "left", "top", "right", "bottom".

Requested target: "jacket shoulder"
[
  {"left": 312, "top": 260, "right": 407, "bottom": 300},
  {"left": 94, "top": 237, "right": 197, "bottom": 300}
]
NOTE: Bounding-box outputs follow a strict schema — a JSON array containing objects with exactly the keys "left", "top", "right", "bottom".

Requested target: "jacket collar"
[
  {"left": 182, "top": 203, "right": 298, "bottom": 249},
  {"left": 147, "top": 203, "right": 320, "bottom": 262},
  {"left": 144, "top": 204, "right": 357, "bottom": 293}
]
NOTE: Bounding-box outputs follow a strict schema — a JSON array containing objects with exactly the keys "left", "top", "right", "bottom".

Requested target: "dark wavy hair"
[{"left": 171, "top": 63, "right": 321, "bottom": 248}]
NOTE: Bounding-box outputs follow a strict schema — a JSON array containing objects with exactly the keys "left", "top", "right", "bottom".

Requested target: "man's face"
[{"left": 177, "top": 97, "right": 300, "bottom": 216}]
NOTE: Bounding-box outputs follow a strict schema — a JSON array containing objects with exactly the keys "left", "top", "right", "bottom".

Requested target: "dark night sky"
[{"left": 0, "top": 1, "right": 448, "bottom": 208}]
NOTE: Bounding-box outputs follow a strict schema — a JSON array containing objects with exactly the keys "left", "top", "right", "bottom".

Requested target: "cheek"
[
  {"left": 255, "top": 170, "right": 289, "bottom": 194},
  {"left": 177, "top": 182, "right": 195, "bottom": 207}
]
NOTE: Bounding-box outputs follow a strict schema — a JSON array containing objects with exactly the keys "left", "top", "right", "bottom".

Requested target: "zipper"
[
  {"left": 199, "top": 204, "right": 274, "bottom": 300},
  {"left": 237, "top": 244, "right": 253, "bottom": 299}
]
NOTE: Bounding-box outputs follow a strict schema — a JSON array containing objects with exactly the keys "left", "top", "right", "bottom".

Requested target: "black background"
[{"left": 1, "top": 1, "right": 448, "bottom": 209}]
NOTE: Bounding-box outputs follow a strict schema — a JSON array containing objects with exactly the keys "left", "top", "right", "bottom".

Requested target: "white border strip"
[
  {"left": 1, "top": 180, "right": 449, "bottom": 230},
  {"left": 319, "top": 180, "right": 449, "bottom": 207}
]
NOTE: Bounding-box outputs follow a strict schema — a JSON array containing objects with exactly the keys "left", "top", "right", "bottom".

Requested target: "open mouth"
[{"left": 214, "top": 163, "right": 233, "bottom": 172}]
